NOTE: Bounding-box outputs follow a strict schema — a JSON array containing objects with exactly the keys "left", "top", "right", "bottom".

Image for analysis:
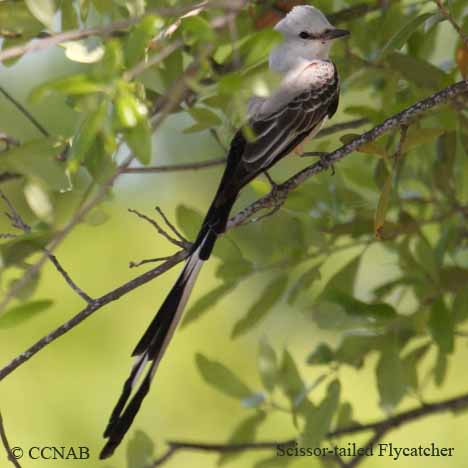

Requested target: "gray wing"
[{"left": 242, "top": 70, "right": 339, "bottom": 171}]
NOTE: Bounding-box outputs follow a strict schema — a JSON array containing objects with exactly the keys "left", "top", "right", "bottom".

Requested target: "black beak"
[{"left": 324, "top": 28, "right": 350, "bottom": 40}]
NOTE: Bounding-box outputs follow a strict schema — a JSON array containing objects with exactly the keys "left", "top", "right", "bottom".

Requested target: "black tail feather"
[{"left": 100, "top": 192, "right": 238, "bottom": 459}]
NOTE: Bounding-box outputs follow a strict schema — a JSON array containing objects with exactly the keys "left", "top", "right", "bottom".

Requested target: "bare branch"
[
  {"left": 227, "top": 80, "right": 468, "bottom": 230},
  {"left": 155, "top": 206, "right": 189, "bottom": 244},
  {"left": 0, "top": 412, "right": 21, "bottom": 468},
  {"left": 128, "top": 208, "right": 190, "bottom": 249},
  {"left": 0, "top": 249, "right": 188, "bottom": 381},
  {"left": 0, "top": 189, "right": 93, "bottom": 306},
  {"left": 0, "top": 79, "right": 465, "bottom": 381},
  {"left": 0, "top": 87, "right": 49, "bottom": 137},
  {"left": 146, "top": 392, "right": 468, "bottom": 467},
  {"left": 121, "top": 158, "right": 226, "bottom": 174}
]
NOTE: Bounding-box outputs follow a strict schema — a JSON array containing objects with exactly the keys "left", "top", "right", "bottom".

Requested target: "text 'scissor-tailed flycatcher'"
[{"left": 100, "top": 5, "right": 349, "bottom": 458}]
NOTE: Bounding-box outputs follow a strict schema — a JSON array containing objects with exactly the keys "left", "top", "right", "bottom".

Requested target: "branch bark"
[
  {"left": 0, "top": 412, "right": 21, "bottom": 468},
  {"left": 147, "top": 392, "right": 468, "bottom": 467},
  {"left": 0, "top": 79, "right": 465, "bottom": 381}
]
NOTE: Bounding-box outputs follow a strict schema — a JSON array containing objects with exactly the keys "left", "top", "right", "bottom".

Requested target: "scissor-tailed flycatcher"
[{"left": 100, "top": 5, "right": 349, "bottom": 458}]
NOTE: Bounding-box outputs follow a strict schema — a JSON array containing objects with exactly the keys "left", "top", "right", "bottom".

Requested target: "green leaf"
[
  {"left": 195, "top": 353, "right": 253, "bottom": 399},
  {"left": 376, "top": 340, "right": 406, "bottom": 411},
  {"left": 218, "top": 412, "right": 266, "bottom": 466},
  {"left": 69, "top": 100, "right": 109, "bottom": 172},
  {"left": 288, "top": 266, "right": 321, "bottom": 305},
  {"left": 0, "top": 299, "right": 53, "bottom": 329},
  {"left": 25, "top": 0, "right": 56, "bottom": 29},
  {"left": 428, "top": 298, "right": 454, "bottom": 354},
  {"left": 374, "top": 168, "right": 392, "bottom": 239},
  {"left": 386, "top": 52, "right": 449, "bottom": 89},
  {"left": 124, "top": 118, "right": 152, "bottom": 165},
  {"left": 30, "top": 74, "right": 106, "bottom": 101},
  {"left": 216, "top": 258, "right": 253, "bottom": 282},
  {"left": 257, "top": 337, "right": 278, "bottom": 392},
  {"left": 320, "top": 255, "right": 361, "bottom": 298},
  {"left": 433, "top": 349, "right": 447, "bottom": 387},
  {"left": 0, "top": 137, "right": 69, "bottom": 190},
  {"left": 184, "top": 107, "right": 222, "bottom": 134},
  {"left": 402, "top": 127, "right": 446, "bottom": 152},
  {"left": 380, "top": 13, "right": 435, "bottom": 56},
  {"left": 241, "top": 30, "right": 282, "bottom": 67},
  {"left": 335, "top": 335, "right": 378, "bottom": 368},
  {"left": 231, "top": 275, "right": 288, "bottom": 339},
  {"left": 401, "top": 343, "right": 431, "bottom": 391},
  {"left": 181, "top": 282, "right": 235, "bottom": 328},
  {"left": 335, "top": 402, "right": 355, "bottom": 429},
  {"left": 307, "top": 343, "right": 335, "bottom": 366},
  {"left": 278, "top": 350, "right": 305, "bottom": 409},
  {"left": 175, "top": 205, "right": 204, "bottom": 240},
  {"left": 181, "top": 15, "right": 215, "bottom": 43},
  {"left": 453, "top": 289, "right": 468, "bottom": 324},
  {"left": 125, "top": 15, "right": 161, "bottom": 67},
  {"left": 126, "top": 430, "right": 155, "bottom": 468},
  {"left": 300, "top": 380, "right": 340, "bottom": 449}
]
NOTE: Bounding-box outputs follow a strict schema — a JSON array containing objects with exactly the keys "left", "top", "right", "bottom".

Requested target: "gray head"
[{"left": 269, "top": 5, "right": 349, "bottom": 74}]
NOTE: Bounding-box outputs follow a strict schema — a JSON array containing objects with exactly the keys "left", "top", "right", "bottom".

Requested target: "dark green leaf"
[
  {"left": 231, "top": 275, "right": 288, "bottom": 339},
  {"left": 288, "top": 266, "right": 321, "bottom": 305},
  {"left": 380, "top": 13, "right": 435, "bottom": 56},
  {"left": 428, "top": 298, "right": 454, "bottom": 354},
  {"left": 307, "top": 343, "right": 335, "bottom": 365},
  {"left": 401, "top": 343, "right": 431, "bottom": 391},
  {"left": 124, "top": 118, "right": 152, "bottom": 165},
  {"left": 257, "top": 337, "right": 277, "bottom": 392},
  {"left": 218, "top": 412, "right": 266, "bottom": 466},
  {"left": 300, "top": 380, "right": 340, "bottom": 449},
  {"left": 278, "top": 350, "right": 305, "bottom": 410},
  {"left": 376, "top": 339, "right": 406, "bottom": 410},
  {"left": 0, "top": 299, "right": 53, "bottom": 329},
  {"left": 453, "top": 289, "right": 468, "bottom": 324},
  {"left": 386, "top": 52, "right": 449, "bottom": 89},
  {"left": 125, "top": 15, "right": 161, "bottom": 67},
  {"left": 433, "top": 349, "right": 447, "bottom": 387},
  {"left": 195, "top": 353, "right": 253, "bottom": 399}
]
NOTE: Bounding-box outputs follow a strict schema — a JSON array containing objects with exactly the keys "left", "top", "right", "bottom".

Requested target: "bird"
[{"left": 100, "top": 5, "right": 349, "bottom": 459}]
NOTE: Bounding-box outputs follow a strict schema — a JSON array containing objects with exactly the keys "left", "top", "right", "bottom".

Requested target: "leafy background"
[{"left": 0, "top": 0, "right": 467, "bottom": 467}]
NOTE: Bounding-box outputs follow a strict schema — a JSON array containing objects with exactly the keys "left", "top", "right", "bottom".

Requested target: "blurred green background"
[{"left": 1, "top": 3, "right": 467, "bottom": 468}]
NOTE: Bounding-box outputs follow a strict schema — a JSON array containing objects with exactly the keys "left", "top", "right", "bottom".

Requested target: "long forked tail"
[{"left": 100, "top": 192, "right": 237, "bottom": 459}]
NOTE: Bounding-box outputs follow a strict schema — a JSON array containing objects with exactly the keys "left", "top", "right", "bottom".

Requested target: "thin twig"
[
  {"left": 121, "top": 157, "right": 226, "bottom": 174},
  {"left": 0, "top": 87, "right": 49, "bottom": 137},
  {"left": 0, "top": 249, "right": 188, "bottom": 381},
  {"left": 0, "top": 412, "right": 21, "bottom": 468},
  {"left": 146, "top": 392, "right": 468, "bottom": 467},
  {"left": 128, "top": 208, "right": 189, "bottom": 249},
  {"left": 0, "top": 79, "right": 465, "bottom": 379},
  {"left": 227, "top": 80, "right": 468, "bottom": 230},
  {"left": 434, "top": 0, "right": 468, "bottom": 48},
  {"left": 0, "top": 189, "right": 93, "bottom": 305},
  {"left": 45, "top": 250, "right": 94, "bottom": 303},
  {"left": 155, "top": 206, "right": 188, "bottom": 244},
  {"left": 129, "top": 256, "right": 173, "bottom": 268}
]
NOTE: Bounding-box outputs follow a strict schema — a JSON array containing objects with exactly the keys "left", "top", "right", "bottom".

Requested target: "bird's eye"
[{"left": 299, "top": 31, "right": 310, "bottom": 39}]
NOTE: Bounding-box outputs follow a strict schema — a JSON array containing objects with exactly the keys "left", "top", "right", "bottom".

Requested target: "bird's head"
[{"left": 269, "top": 5, "right": 349, "bottom": 74}]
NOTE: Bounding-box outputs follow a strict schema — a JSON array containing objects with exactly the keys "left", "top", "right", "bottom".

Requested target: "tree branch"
[
  {"left": 147, "top": 392, "right": 468, "bottom": 467},
  {"left": 0, "top": 86, "right": 49, "bottom": 137},
  {"left": 0, "top": 412, "right": 21, "bottom": 468},
  {"left": 227, "top": 80, "right": 468, "bottom": 229},
  {"left": 0, "top": 79, "right": 465, "bottom": 381},
  {"left": 434, "top": 0, "right": 468, "bottom": 48}
]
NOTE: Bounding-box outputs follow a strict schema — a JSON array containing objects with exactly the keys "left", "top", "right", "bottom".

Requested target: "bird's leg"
[
  {"left": 263, "top": 170, "right": 279, "bottom": 190},
  {"left": 300, "top": 151, "right": 335, "bottom": 175}
]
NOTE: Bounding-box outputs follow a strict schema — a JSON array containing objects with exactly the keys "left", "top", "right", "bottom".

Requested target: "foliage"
[{"left": 0, "top": 0, "right": 467, "bottom": 467}]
